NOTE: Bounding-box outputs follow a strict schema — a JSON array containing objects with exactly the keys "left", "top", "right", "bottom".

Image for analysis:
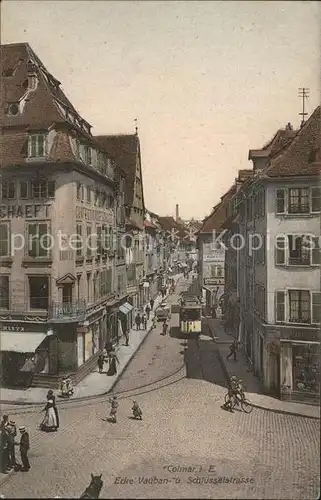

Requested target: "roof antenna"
[
  {"left": 298, "top": 87, "right": 309, "bottom": 128},
  {"left": 134, "top": 118, "right": 138, "bottom": 135}
]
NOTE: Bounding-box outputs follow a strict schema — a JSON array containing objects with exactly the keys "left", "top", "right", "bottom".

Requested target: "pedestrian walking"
[
  {"left": 47, "top": 390, "right": 60, "bottom": 427},
  {"left": 226, "top": 340, "right": 239, "bottom": 361},
  {"left": 40, "top": 398, "right": 58, "bottom": 432},
  {"left": 107, "top": 349, "right": 120, "bottom": 376},
  {"left": 150, "top": 298, "right": 154, "bottom": 310},
  {"left": 135, "top": 313, "right": 141, "bottom": 330},
  {"left": 109, "top": 396, "right": 118, "bottom": 423},
  {"left": 141, "top": 314, "right": 146, "bottom": 330},
  {"left": 18, "top": 426, "right": 30, "bottom": 471},
  {"left": 98, "top": 355, "right": 104, "bottom": 374},
  {"left": 105, "top": 340, "right": 113, "bottom": 354},
  {"left": 0, "top": 415, "right": 8, "bottom": 432},
  {"left": 124, "top": 328, "right": 129, "bottom": 346},
  {"left": 0, "top": 424, "right": 9, "bottom": 473},
  {"left": 5, "top": 423, "right": 17, "bottom": 471},
  {"left": 145, "top": 304, "right": 151, "bottom": 320}
]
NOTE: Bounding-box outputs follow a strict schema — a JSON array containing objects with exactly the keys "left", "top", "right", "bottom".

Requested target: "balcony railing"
[{"left": 48, "top": 299, "right": 86, "bottom": 323}]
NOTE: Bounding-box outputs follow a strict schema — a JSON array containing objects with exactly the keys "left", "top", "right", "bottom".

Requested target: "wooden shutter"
[
  {"left": 0, "top": 223, "right": 9, "bottom": 257},
  {"left": 38, "top": 223, "right": 49, "bottom": 257},
  {"left": 311, "top": 187, "right": 321, "bottom": 213},
  {"left": 275, "top": 290, "right": 286, "bottom": 322},
  {"left": 28, "top": 223, "right": 37, "bottom": 257},
  {"left": 275, "top": 236, "right": 286, "bottom": 265},
  {"left": 312, "top": 292, "right": 321, "bottom": 324},
  {"left": 276, "top": 188, "right": 286, "bottom": 214},
  {"left": 311, "top": 236, "right": 320, "bottom": 265}
]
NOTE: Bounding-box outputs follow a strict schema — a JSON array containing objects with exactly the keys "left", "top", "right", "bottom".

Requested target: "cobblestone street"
[{"left": 0, "top": 281, "right": 319, "bottom": 498}]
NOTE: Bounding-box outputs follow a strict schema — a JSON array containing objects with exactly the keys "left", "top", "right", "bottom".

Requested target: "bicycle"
[{"left": 224, "top": 390, "right": 253, "bottom": 414}]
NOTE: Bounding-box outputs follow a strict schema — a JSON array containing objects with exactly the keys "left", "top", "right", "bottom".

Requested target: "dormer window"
[
  {"left": 7, "top": 103, "right": 19, "bottom": 116},
  {"left": 28, "top": 133, "right": 47, "bottom": 158}
]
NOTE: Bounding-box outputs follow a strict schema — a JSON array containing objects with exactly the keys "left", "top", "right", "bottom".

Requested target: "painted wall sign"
[
  {"left": 0, "top": 204, "right": 50, "bottom": 219},
  {"left": 76, "top": 206, "right": 113, "bottom": 224},
  {"left": 1, "top": 325, "right": 25, "bottom": 332}
]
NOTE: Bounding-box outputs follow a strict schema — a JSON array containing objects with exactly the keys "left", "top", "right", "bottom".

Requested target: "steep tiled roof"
[
  {"left": 0, "top": 43, "right": 92, "bottom": 134},
  {"left": 264, "top": 106, "right": 321, "bottom": 178},
  {"left": 199, "top": 185, "right": 236, "bottom": 234},
  {"left": 95, "top": 134, "right": 141, "bottom": 208},
  {"left": 49, "top": 130, "right": 77, "bottom": 162},
  {"left": 158, "top": 216, "right": 186, "bottom": 239},
  {"left": 0, "top": 43, "right": 95, "bottom": 169}
]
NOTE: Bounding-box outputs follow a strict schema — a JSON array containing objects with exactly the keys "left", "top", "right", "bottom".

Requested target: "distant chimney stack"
[{"left": 175, "top": 204, "right": 179, "bottom": 221}]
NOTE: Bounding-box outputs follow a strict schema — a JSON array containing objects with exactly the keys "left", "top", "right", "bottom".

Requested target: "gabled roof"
[
  {"left": 0, "top": 43, "right": 92, "bottom": 136},
  {"left": 158, "top": 216, "right": 187, "bottom": 239},
  {"left": 249, "top": 125, "right": 298, "bottom": 162},
  {"left": 0, "top": 43, "right": 101, "bottom": 169},
  {"left": 263, "top": 106, "right": 321, "bottom": 178},
  {"left": 198, "top": 185, "right": 236, "bottom": 234},
  {"left": 95, "top": 134, "right": 143, "bottom": 208}
]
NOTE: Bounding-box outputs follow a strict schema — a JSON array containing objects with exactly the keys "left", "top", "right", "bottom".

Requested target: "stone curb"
[
  {"left": 0, "top": 282, "right": 180, "bottom": 409},
  {"left": 0, "top": 321, "right": 155, "bottom": 409},
  {"left": 214, "top": 334, "right": 320, "bottom": 420}
]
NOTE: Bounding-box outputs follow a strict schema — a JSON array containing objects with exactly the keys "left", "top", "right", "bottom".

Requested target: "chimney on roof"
[
  {"left": 175, "top": 204, "right": 179, "bottom": 221},
  {"left": 285, "top": 122, "right": 293, "bottom": 131}
]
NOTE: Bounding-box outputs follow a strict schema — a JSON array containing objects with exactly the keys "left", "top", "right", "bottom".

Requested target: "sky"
[{"left": 1, "top": 0, "right": 320, "bottom": 219}]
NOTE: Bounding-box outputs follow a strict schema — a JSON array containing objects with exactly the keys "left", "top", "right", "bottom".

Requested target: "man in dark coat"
[
  {"left": 19, "top": 426, "right": 30, "bottom": 471},
  {"left": 6, "top": 423, "right": 17, "bottom": 470},
  {"left": 150, "top": 298, "right": 154, "bottom": 310},
  {"left": 135, "top": 313, "right": 141, "bottom": 330},
  {"left": 226, "top": 340, "right": 239, "bottom": 361},
  {"left": 145, "top": 304, "right": 151, "bottom": 320}
]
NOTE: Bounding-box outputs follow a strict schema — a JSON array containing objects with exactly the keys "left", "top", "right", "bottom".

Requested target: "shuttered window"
[
  {"left": 27, "top": 223, "right": 50, "bottom": 257},
  {"left": 276, "top": 189, "right": 285, "bottom": 214},
  {"left": 0, "top": 223, "right": 9, "bottom": 257},
  {"left": 312, "top": 293, "right": 321, "bottom": 324},
  {"left": 275, "top": 291, "right": 285, "bottom": 322},
  {"left": 275, "top": 236, "right": 286, "bottom": 265}
]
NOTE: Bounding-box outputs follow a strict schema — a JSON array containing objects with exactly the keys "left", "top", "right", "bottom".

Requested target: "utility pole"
[
  {"left": 134, "top": 117, "right": 138, "bottom": 135},
  {"left": 298, "top": 87, "right": 309, "bottom": 127}
]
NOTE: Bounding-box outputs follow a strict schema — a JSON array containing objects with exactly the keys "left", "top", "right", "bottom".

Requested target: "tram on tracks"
[{"left": 179, "top": 293, "right": 202, "bottom": 335}]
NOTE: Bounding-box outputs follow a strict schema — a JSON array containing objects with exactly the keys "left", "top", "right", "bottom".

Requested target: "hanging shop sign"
[{"left": 204, "top": 278, "right": 224, "bottom": 285}]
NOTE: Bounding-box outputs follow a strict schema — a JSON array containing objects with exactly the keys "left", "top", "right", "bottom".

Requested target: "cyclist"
[{"left": 224, "top": 376, "right": 245, "bottom": 412}]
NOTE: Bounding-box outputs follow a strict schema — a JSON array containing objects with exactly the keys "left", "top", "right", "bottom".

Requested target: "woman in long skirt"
[
  {"left": 41, "top": 399, "right": 58, "bottom": 432},
  {"left": 47, "top": 390, "right": 59, "bottom": 429},
  {"left": 107, "top": 351, "right": 119, "bottom": 376}
]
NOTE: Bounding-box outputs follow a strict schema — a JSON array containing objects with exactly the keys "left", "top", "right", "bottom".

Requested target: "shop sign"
[
  {"left": 1, "top": 324, "right": 25, "bottom": 332},
  {"left": 203, "top": 253, "right": 224, "bottom": 262},
  {"left": 0, "top": 204, "right": 50, "bottom": 219},
  {"left": 76, "top": 327, "right": 87, "bottom": 334},
  {"left": 76, "top": 206, "right": 113, "bottom": 224},
  {"left": 289, "top": 331, "right": 320, "bottom": 342},
  {"left": 204, "top": 278, "right": 224, "bottom": 285}
]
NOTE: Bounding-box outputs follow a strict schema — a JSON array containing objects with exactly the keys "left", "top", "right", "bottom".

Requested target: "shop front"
[
  {"left": 76, "top": 310, "right": 105, "bottom": 367},
  {"left": 280, "top": 338, "right": 320, "bottom": 403},
  {"left": 0, "top": 323, "right": 50, "bottom": 387}
]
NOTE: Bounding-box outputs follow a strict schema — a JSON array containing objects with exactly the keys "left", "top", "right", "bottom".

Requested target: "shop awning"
[
  {"left": 119, "top": 302, "right": 134, "bottom": 315},
  {"left": 280, "top": 339, "right": 320, "bottom": 345},
  {"left": 0, "top": 331, "right": 47, "bottom": 353}
]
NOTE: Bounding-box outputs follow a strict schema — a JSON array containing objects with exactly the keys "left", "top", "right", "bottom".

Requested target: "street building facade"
[
  {"left": 197, "top": 188, "right": 235, "bottom": 316},
  {"left": 0, "top": 43, "right": 128, "bottom": 387},
  {"left": 223, "top": 111, "right": 320, "bottom": 403}
]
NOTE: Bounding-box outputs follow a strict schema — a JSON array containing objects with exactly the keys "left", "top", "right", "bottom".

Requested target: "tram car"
[{"left": 179, "top": 293, "right": 202, "bottom": 335}]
